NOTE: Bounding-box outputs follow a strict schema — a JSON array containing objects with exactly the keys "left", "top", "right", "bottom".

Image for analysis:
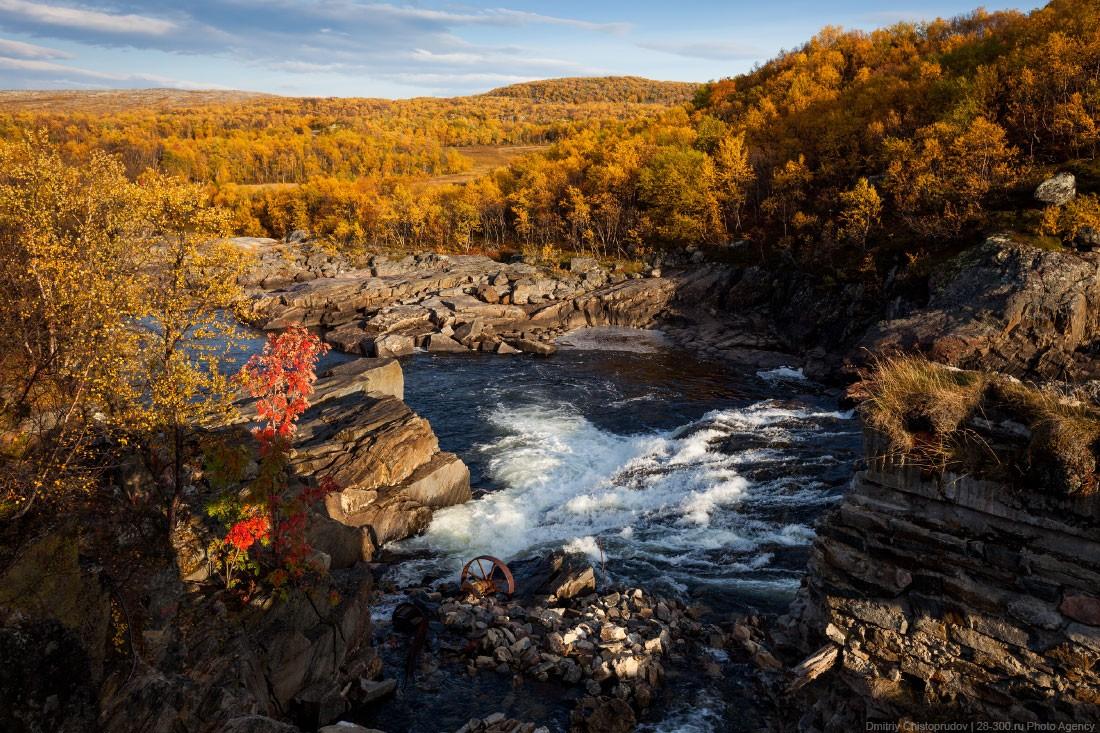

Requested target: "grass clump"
[
  {"left": 858, "top": 355, "right": 988, "bottom": 463},
  {"left": 858, "top": 355, "right": 1100, "bottom": 497}
]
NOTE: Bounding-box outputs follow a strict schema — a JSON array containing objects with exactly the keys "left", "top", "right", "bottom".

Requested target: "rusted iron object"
[
  {"left": 392, "top": 601, "right": 430, "bottom": 687},
  {"left": 460, "top": 555, "right": 515, "bottom": 597},
  {"left": 392, "top": 601, "right": 428, "bottom": 633}
]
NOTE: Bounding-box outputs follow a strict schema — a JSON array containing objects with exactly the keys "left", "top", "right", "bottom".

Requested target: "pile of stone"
[
  {"left": 453, "top": 713, "right": 549, "bottom": 733},
  {"left": 405, "top": 554, "right": 739, "bottom": 731},
  {"left": 441, "top": 587, "right": 670, "bottom": 708}
]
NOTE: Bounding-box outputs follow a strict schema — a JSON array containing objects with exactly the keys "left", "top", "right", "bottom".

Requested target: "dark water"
[
  {"left": 235, "top": 324, "right": 861, "bottom": 732},
  {"left": 392, "top": 328, "right": 861, "bottom": 616}
]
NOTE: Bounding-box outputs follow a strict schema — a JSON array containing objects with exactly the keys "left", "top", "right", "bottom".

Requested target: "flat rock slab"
[
  {"left": 246, "top": 251, "right": 677, "bottom": 359},
  {"left": 278, "top": 359, "right": 471, "bottom": 560}
]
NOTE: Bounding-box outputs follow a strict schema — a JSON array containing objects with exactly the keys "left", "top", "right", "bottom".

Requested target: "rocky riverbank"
[
  {"left": 242, "top": 244, "right": 679, "bottom": 359},
  {"left": 233, "top": 226, "right": 1100, "bottom": 386},
  {"left": 234, "top": 238, "right": 797, "bottom": 370},
  {"left": 356, "top": 551, "right": 780, "bottom": 733},
  {"left": 0, "top": 353, "right": 480, "bottom": 733},
  {"left": 774, "top": 449, "right": 1100, "bottom": 728}
]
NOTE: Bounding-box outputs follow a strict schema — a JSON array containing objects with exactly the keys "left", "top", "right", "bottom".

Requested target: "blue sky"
[{"left": 0, "top": 1, "right": 1045, "bottom": 97}]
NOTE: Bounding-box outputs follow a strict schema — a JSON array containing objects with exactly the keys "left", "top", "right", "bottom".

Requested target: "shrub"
[
  {"left": 209, "top": 325, "right": 336, "bottom": 596},
  {"left": 1038, "top": 193, "right": 1100, "bottom": 244}
]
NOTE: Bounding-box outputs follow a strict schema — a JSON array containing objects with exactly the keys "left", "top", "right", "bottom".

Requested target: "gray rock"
[
  {"left": 857, "top": 236, "right": 1100, "bottom": 381},
  {"left": 318, "top": 723, "right": 387, "bottom": 733},
  {"left": 1035, "top": 172, "right": 1076, "bottom": 205},
  {"left": 1074, "top": 225, "right": 1100, "bottom": 251},
  {"left": 568, "top": 256, "right": 599, "bottom": 272},
  {"left": 426, "top": 334, "right": 469, "bottom": 353},
  {"left": 512, "top": 552, "right": 596, "bottom": 601},
  {"left": 218, "top": 715, "right": 300, "bottom": 733},
  {"left": 358, "top": 678, "right": 396, "bottom": 704},
  {"left": 374, "top": 334, "right": 415, "bottom": 358},
  {"left": 506, "top": 338, "right": 557, "bottom": 356}
]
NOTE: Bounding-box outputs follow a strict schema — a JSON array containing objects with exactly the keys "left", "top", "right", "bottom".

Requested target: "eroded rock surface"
[
  {"left": 858, "top": 236, "right": 1100, "bottom": 380},
  {"left": 779, "top": 449, "right": 1100, "bottom": 728},
  {"left": 290, "top": 358, "right": 471, "bottom": 563},
  {"left": 242, "top": 253, "right": 678, "bottom": 358},
  {"left": 100, "top": 568, "right": 383, "bottom": 733}
]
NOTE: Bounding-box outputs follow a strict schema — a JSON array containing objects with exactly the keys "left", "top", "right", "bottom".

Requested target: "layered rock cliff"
[
  {"left": 225, "top": 356, "right": 471, "bottom": 569},
  {"left": 0, "top": 356, "right": 471, "bottom": 733},
  {"left": 860, "top": 236, "right": 1100, "bottom": 382},
  {"left": 782, "top": 441, "right": 1100, "bottom": 727}
]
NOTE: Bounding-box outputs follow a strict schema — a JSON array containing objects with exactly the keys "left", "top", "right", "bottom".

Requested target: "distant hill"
[
  {"left": 485, "top": 76, "right": 698, "bottom": 105},
  {"left": 0, "top": 89, "right": 276, "bottom": 113}
]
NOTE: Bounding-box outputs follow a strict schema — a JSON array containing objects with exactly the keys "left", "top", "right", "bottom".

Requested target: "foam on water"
[
  {"left": 390, "top": 398, "right": 855, "bottom": 603},
  {"left": 756, "top": 365, "right": 807, "bottom": 382}
]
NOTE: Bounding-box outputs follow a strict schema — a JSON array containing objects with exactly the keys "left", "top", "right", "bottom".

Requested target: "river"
[{"left": 365, "top": 327, "right": 860, "bottom": 731}]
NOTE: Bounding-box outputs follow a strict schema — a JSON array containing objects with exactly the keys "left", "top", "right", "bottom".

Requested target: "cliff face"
[
  {"left": 860, "top": 237, "right": 1100, "bottom": 382},
  {"left": 1, "top": 357, "right": 472, "bottom": 733},
  {"left": 786, "top": 447, "right": 1100, "bottom": 728}
]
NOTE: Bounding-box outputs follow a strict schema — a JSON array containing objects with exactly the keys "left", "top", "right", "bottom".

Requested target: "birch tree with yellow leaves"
[
  {"left": 0, "top": 134, "right": 249, "bottom": 523},
  {"left": 127, "top": 172, "right": 249, "bottom": 530}
]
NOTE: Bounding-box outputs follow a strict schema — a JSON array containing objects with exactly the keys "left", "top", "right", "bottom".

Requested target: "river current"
[
  {"left": 391, "top": 328, "right": 859, "bottom": 616},
  {"left": 367, "top": 327, "right": 861, "bottom": 732},
  {"left": 239, "top": 325, "right": 860, "bottom": 730}
]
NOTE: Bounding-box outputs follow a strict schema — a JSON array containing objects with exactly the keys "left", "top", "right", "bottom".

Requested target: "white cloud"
[
  {"left": 0, "top": 36, "right": 72, "bottom": 58},
  {"left": 406, "top": 47, "right": 585, "bottom": 72},
  {"left": 0, "top": 0, "right": 176, "bottom": 35},
  {"left": 0, "top": 1, "right": 629, "bottom": 93},
  {"left": 639, "top": 40, "right": 762, "bottom": 61},
  {"left": 0, "top": 55, "right": 222, "bottom": 88},
  {"left": 0, "top": 55, "right": 118, "bottom": 79},
  {"left": 480, "top": 9, "right": 630, "bottom": 34}
]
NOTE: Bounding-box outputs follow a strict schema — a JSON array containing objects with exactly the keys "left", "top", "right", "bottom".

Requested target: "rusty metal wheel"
[{"left": 460, "top": 555, "right": 515, "bottom": 597}]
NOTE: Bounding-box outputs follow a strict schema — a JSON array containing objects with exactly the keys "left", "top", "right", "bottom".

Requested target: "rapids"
[{"left": 389, "top": 328, "right": 860, "bottom": 616}]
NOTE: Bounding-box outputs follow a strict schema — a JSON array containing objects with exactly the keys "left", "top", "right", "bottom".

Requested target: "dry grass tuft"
[
  {"left": 858, "top": 355, "right": 1100, "bottom": 496},
  {"left": 858, "top": 355, "right": 987, "bottom": 464}
]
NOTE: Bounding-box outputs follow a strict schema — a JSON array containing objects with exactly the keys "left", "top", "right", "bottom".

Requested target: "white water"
[
  {"left": 755, "top": 365, "right": 807, "bottom": 382},
  {"left": 383, "top": 339, "right": 861, "bottom": 732},
  {"left": 389, "top": 397, "right": 854, "bottom": 600}
]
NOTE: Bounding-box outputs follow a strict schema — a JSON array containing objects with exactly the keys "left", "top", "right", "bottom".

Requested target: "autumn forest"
[{"left": 0, "top": 0, "right": 1095, "bottom": 272}]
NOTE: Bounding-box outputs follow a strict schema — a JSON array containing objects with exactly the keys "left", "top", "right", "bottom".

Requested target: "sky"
[{"left": 0, "top": 0, "right": 1047, "bottom": 98}]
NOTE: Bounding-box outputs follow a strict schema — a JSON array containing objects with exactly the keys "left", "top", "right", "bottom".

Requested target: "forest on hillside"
[
  {"left": 485, "top": 76, "right": 699, "bottom": 104},
  {"left": 0, "top": 0, "right": 1096, "bottom": 267}
]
